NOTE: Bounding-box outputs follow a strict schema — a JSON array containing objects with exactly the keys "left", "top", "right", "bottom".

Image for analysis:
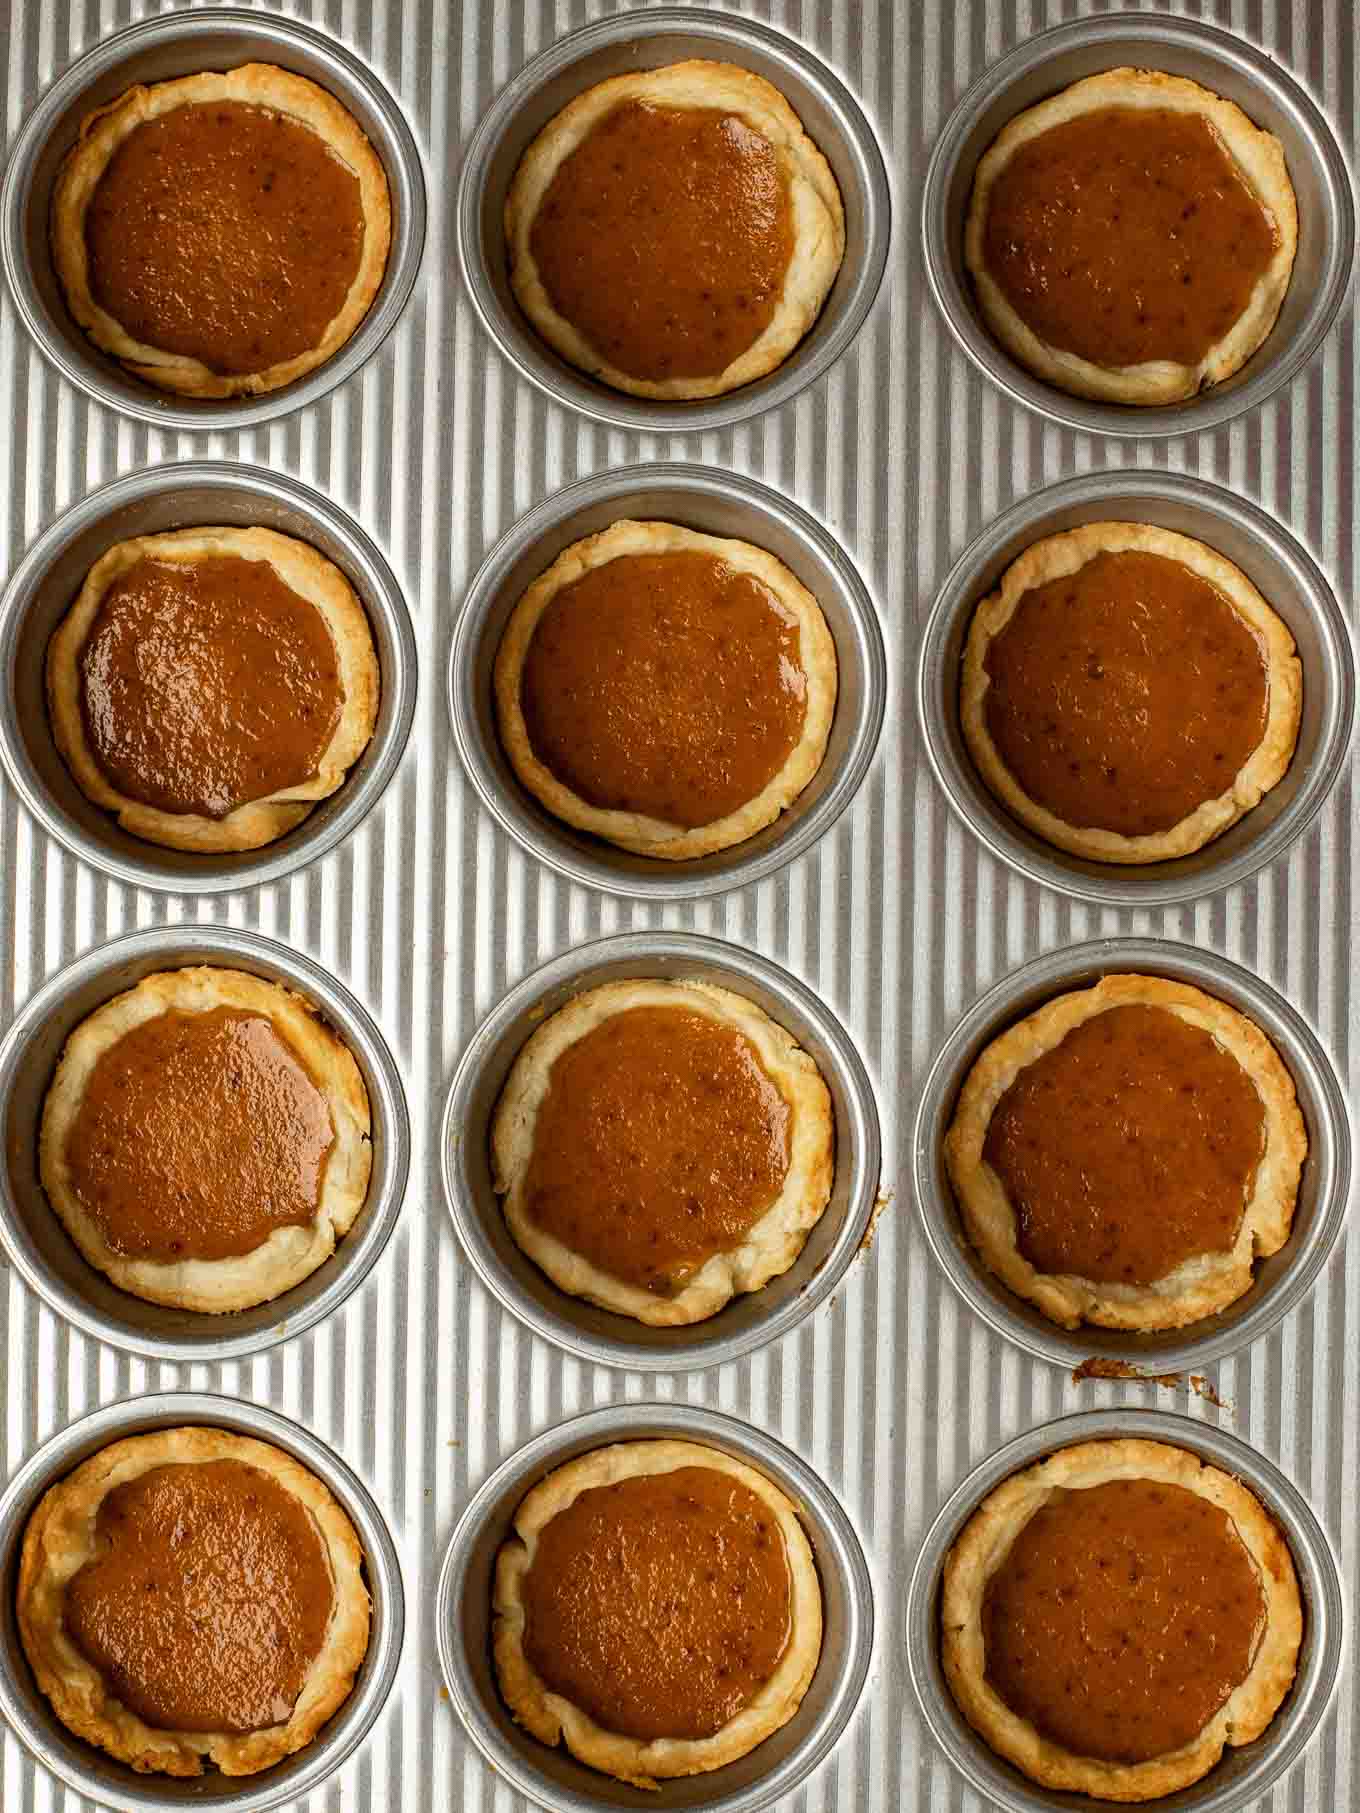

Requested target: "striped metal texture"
[{"left": 0, "top": 1, "right": 1356, "bottom": 1809}]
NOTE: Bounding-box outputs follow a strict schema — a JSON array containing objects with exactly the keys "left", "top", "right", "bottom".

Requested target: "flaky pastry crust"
[
  {"left": 960, "top": 521, "right": 1302, "bottom": 863},
  {"left": 39, "top": 966, "right": 373, "bottom": 1313},
  {"left": 493, "top": 1438, "right": 822, "bottom": 1788},
  {"left": 491, "top": 977, "right": 835, "bottom": 1325},
  {"left": 17, "top": 1426, "right": 371, "bottom": 1778},
  {"left": 495, "top": 518, "right": 838, "bottom": 860},
  {"left": 47, "top": 525, "right": 380, "bottom": 854},
  {"left": 50, "top": 63, "right": 392, "bottom": 399},
  {"left": 965, "top": 68, "right": 1298, "bottom": 405},
  {"left": 941, "top": 1437, "right": 1302, "bottom": 1802},
  {"left": 505, "top": 60, "right": 845, "bottom": 400},
  {"left": 943, "top": 973, "right": 1308, "bottom": 1331}
]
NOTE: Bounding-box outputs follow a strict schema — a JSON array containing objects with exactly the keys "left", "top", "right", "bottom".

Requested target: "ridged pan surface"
[{"left": 0, "top": 4, "right": 1356, "bottom": 1813}]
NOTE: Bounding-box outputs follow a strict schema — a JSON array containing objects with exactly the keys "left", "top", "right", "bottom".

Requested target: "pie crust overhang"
[
  {"left": 47, "top": 525, "right": 381, "bottom": 855},
  {"left": 39, "top": 965, "right": 373, "bottom": 1313},
  {"left": 50, "top": 63, "right": 392, "bottom": 400},
  {"left": 964, "top": 68, "right": 1299, "bottom": 406},
  {"left": 494, "top": 518, "right": 838, "bottom": 861},
  {"left": 17, "top": 1425, "right": 371, "bottom": 1779},
  {"left": 491, "top": 976, "right": 836, "bottom": 1326},
  {"left": 943, "top": 973, "right": 1308, "bottom": 1331},
  {"left": 941, "top": 1436, "right": 1303, "bottom": 1802},
  {"left": 493, "top": 1437, "right": 823, "bottom": 1787},
  {"left": 960, "top": 521, "right": 1303, "bottom": 865},
  {"left": 504, "top": 60, "right": 846, "bottom": 401}
]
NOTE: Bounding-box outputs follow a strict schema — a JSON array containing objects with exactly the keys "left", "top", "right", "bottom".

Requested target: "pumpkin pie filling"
[
  {"left": 983, "top": 1003, "right": 1266, "bottom": 1284},
  {"left": 983, "top": 549, "right": 1269, "bottom": 837},
  {"left": 78, "top": 553, "right": 343, "bottom": 821},
  {"left": 520, "top": 549, "right": 807, "bottom": 828},
  {"left": 64, "top": 1458, "right": 334, "bottom": 1735},
  {"left": 529, "top": 100, "right": 794, "bottom": 382},
  {"left": 982, "top": 106, "right": 1278, "bottom": 371},
  {"left": 521, "top": 1465, "right": 792, "bottom": 1742},
  {"left": 64, "top": 1005, "right": 335, "bottom": 1263},
  {"left": 522, "top": 1004, "right": 792, "bottom": 1294},
  {"left": 85, "top": 100, "right": 366, "bottom": 377},
  {"left": 983, "top": 1477, "right": 1266, "bottom": 1764}
]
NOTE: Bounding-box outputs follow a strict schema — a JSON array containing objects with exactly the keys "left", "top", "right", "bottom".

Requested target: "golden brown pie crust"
[
  {"left": 942, "top": 1436, "right": 1302, "bottom": 1802},
  {"left": 39, "top": 966, "right": 373, "bottom": 1313},
  {"left": 47, "top": 526, "right": 380, "bottom": 855},
  {"left": 505, "top": 60, "right": 844, "bottom": 400},
  {"left": 495, "top": 518, "right": 837, "bottom": 860},
  {"left": 965, "top": 69, "right": 1298, "bottom": 406},
  {"left": 960, "top": 521, "right": 1302, "bottom": 864},
  {"left": 491, "top": 977, "right": 835, "bottom": 1325},
  {"left": 50, "top": 64, "right": 391, "bottom": 399},
  {"left": 944, "top": 973, "right": 1308, "bottom": 1331},
  {"left": 17, "top": 1425, "right": 370, "bottom": 1778},
  {"left": 493, "top": 1437, "right": 822, "bottom": 1787}
]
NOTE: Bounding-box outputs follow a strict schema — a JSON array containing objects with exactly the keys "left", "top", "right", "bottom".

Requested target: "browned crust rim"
[
  {"left": 941, "top": 1436, "right": 1303, "bottom": 1801},
  {"left": 17, "top": 1426, "right": 371, "bottom": 1778}
]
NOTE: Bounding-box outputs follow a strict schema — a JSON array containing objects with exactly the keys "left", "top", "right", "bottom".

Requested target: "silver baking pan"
[
  {"left": 449, "top": 462, "right": 886, "bottom": 900},
  {"left": 911, "top": 935, "right": 1351, "bottom": 1376},
  {"left": 0, "top": 6, "right": 427, "bottom": 432},
  {"left": 0, "top": 924, "right": 410, "bottom": 1363},
  {"left": 435, "top": 1401, "right": 874, "bottom": 1813},
  {"left": 921, "top": 10, "right": 1356, "bottom": 438},
  {"left": 0, "top": 459, "right": 417, "bottom": 895},
  {"left": 0, "top": 1390, "right": 405, "bottom": 1812},
  {"left": 904, "top": 1407, "right": 1345, "bottom": 1813},
  {"left": 456, "top": 6, "right": 892, "bottom": 434},
  {"left": 917, "top": 469, "right": 1355, "bottom": 908},
  {"left": 441, "top": 929, "right": 881, "bottom": 1372}
]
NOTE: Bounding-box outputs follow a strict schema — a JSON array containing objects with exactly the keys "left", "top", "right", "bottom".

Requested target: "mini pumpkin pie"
[
  {"left": 491, "top": 977, "right": 834, "bottom": 1325},
  {"left": 495, "top": 519, "right": 837, "bottom": 860},
  {"left": 965, "top": 69, "right": 1298, "bottom": 404},
  {"left": 39, "top": 966, "right": 372, "bottom": 1313},
  {"left": 47, "top": 525, "right": 380, "bottom": 855},
  {"left": 51, "top": 64, "right": 391, "bottom": 398},
  {"left": 494, "top": 1438, "right": 821, "bottom": 1786},
  {"left": 942, "top": 1437, "right": 1302, "bottom": 1800},
  {"left": 961, "top": 522, "right": 1302, "bottom": 864},
  {"left": 505, "top": 60, "right": 845, "bottom": 399},
  {"left": 18, "top": 1426, "right": 370, "bottom": 1777},
  {"left": 944, "top": 974, "right": 1307, "bottom": 1331}
]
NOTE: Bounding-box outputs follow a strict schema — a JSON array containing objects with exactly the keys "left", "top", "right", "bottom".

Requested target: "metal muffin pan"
[
  {"left": 905, "top": 1408, "right": 1345, "bottom": 1813},
  {"left": 917, "top": 470, "right": 1355, "bottom": 908},
  {"left": 0, "top": 459, "right": 417, "bottom": 894},
  {"left": 911, "top": 936, "right": 1352, "bottom": 1376},
  {"left": 0, "top": 924, "right": 410, "bottom": 1363},
  {"left": 455, "top": 6, "right": 892, "bottom": 433},
  {"left": 449, "top": 462, "right": 886, "bottom": 900},
  {"left": 436, "top": 1402, "right": 874, "bottom": 1813},
  {"left": 441, "top": 930, "right": 881, "bottom": 1373},
  {"left": 0, "top": 6, "right": 427, "bottom": 432},
  {"left": 921, "top": 11, "right": 1356, "bottom": 438},
  {"left": 0, "top": 1390, "right": 405, "bottom": 1813}
]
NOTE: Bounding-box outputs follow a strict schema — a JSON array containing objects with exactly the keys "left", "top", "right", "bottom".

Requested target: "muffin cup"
[
  {"left": 0, "top": 460, "right": 417, "bottom": 894},
  {"left": 917, "top": 471, "right": 1355, "bottom": 907},
  {"left": 0, "top": 7, "right": 426, "bottom": 430},
  {"left": 911, "top": 937, "right": 1351, "bottom": 1374},
  {"left": 0, "top": 925, "right": 410, "bottom": 1362},
  {"left": 0, "top": 1390, "right": 405, "bottom": 1812},
  {"left": 921, "top": 11, "right": 1356, "bottom": 437},
  {"left": 440, "top": 931, "right": 881, "bottom": 1372},
  {"left": 436, "top": 1402, "right": 874, "bottom": 1813},
  {"left": 905, "top": 1407, "right": 1344, "bottom": 1813},
  {"left": 449, "top": 463, "right": 886, "bottom": 900},
  {"left": 455, "top": 7, "right": 891, "bottom": 433}
]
